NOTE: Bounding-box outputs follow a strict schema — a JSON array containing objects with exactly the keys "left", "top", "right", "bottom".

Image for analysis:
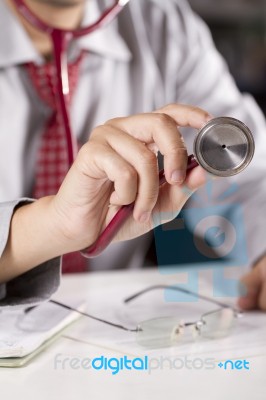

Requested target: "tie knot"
[{"left": 25, "top": 51, "right": 85, "bottom": 111}]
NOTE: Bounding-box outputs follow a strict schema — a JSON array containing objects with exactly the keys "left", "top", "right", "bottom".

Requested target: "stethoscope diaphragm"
[{"left": 194, "top": 117, "right": 255, "bottom": 177}]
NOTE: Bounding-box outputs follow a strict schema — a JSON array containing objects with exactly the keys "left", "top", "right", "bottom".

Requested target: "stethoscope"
[
  {"left": 13, "top": 1, "right": 255, "bottom": 258},
  {"left": 14, "top": 0, "right": 130, "bottom": 165},
  {"left": 81, "top": 117, "right": 255, "bottom": 257}
]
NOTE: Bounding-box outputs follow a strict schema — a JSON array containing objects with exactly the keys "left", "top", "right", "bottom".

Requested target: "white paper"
[{"left": 0, "top": 300, "right": 84, "bottom": 358}]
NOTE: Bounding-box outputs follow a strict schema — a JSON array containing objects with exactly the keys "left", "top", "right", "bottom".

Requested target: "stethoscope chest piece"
[{"left": 194, "top": 117, "right": 255, "bottom": 177}]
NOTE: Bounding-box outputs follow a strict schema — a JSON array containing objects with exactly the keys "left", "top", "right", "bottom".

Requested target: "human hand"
[
  {"left": 238, "top": 255, "right": 266, "bottom": 310},
  {"left": 50, "top": 104, "right": 212, "bottom": 253}
]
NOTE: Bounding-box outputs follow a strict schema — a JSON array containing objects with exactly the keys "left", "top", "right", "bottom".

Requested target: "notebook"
[{"left": 0, "top": 299, "right": 85, "bottom": 367}]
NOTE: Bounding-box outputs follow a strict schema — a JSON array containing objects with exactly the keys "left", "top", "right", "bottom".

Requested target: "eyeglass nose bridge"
[
  {"left": 193, "top": 320, "right": 206, "bottom": 337},
  {"left": 170, "top": 319, "right": 206, "bottom": 343},
  {"left": 170, "top": 321, "right": 185, "bottom": 342}
]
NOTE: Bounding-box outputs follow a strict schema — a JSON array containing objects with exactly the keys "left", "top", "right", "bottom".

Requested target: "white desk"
[{"left": 1, "top": 268, "right": 266, "bottom": 400}]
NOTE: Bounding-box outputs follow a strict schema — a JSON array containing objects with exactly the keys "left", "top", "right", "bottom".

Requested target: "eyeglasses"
[
  {"left": 124, "top": 285, "right": 242, "bottom": 348},
  {"left": 24, "top": 284, "right": 242, "bottom": 348}
]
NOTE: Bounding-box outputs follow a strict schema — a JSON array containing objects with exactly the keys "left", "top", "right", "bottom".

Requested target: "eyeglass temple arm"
[
  {"left": 124, "top": 284, "right": 236, "bottom": 310},
  {"left": 48, "top": 299, "right": 137, "bottom": 332}
]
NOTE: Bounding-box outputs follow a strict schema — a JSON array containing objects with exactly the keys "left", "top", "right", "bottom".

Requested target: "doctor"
[{"left": 0, "top": 0, "right": 265, "bottom": 309}]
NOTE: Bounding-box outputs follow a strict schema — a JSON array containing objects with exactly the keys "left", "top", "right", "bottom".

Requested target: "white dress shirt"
[{"left": 1, "top": 0, "right": 266, "bottom": 307}]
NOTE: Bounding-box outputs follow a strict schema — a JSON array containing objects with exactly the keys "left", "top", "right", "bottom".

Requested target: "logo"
[
  {"left": 193, "top": 216, "right": 237, "bottom": 259},
  {"left": 53, "top": 354, "right": 251, "bottom": 374},
  {"left": 218, "top": 359, "right": 250, "bottom": 371},
  {"left": 152, "top": 179, "right": 249, "bottom": 300}
]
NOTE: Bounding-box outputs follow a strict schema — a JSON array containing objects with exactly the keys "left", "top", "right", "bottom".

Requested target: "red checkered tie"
[{"left": 25, "top": 53, "right": 88, "bottom": 273}]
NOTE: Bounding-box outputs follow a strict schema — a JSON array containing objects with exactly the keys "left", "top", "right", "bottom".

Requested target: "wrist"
[
  {"left": 12, "top": 196, "right": 80, "bottom": 261},
  {"left": 1, "top": 196, "right": 70, "bottom": 282},
  {"left": 47, "top": 195, "right": 96, "bottom": 254}
]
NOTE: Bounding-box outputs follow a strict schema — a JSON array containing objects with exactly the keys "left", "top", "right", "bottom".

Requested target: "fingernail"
[
  {"left": 237, "top": 298, "right": 250, "bottom": 310},
  {"left": 239, "top": 293, "right": 257, "bottom": 308},
  {"left": 139, "top": 212, "right": 150, "bottom": 223},
  {"left": 171, "top": 170, "right": 185, "bottom": 183},
  {"left": 205, "top": 114, "right": 213, "bottom": 122},
  {"left": 199, "top": 115, "right": 213, "bottom": 128}
]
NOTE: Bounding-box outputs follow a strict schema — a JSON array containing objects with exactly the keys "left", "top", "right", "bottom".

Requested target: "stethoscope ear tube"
[{"left": 81, "top": 117, "right": 255, "bottom": 258}]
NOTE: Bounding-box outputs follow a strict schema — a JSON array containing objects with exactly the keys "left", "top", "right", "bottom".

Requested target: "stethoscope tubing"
[
  {"left": 13, "top": 0, "right": 127, "bottom": 166},
  {"left": 13, "top": 0, "right": 125, "bottom": 36}
]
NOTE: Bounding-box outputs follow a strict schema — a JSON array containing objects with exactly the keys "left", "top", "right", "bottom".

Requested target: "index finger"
[{"left": 154, "top": 103, "right": 213, "bottom": 129}]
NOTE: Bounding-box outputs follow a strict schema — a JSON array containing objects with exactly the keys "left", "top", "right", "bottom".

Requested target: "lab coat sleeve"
[
  {"left": 148, "top": 0, "right": 266, "bottom": 266},
  {"left": 0, "top": 199, "right": 61, "bottom": 309}
]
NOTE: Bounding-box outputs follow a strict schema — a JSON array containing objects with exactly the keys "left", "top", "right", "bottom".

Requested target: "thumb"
[{"left": 184, "top": 165, "right": 209, "bottom": 191}]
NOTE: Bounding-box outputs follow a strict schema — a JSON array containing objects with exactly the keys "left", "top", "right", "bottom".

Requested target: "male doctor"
[{"left": 0, "top": 0, "right": 265, "bottom": 310}]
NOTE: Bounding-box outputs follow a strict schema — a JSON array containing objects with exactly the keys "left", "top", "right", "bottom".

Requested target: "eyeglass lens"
[
  {"left": 136, "top": 308, "right": 235, "bottom": 348},
  {"left": 136, "top": 317, "right": 182, "bottom": 348},
  {"left": 199, "top": 308, "right": 235, "bottom": 339}
]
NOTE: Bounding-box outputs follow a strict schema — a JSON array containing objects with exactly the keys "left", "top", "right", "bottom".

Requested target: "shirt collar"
[
  {"left": 0, "top": 0, "right": 132, "bottom": 68},
  {"left": 0, "top": 1, "right": 42, "bottom": 67},
  {"left": 76, "top": 0, "right": 132, "bottom": 62}
]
